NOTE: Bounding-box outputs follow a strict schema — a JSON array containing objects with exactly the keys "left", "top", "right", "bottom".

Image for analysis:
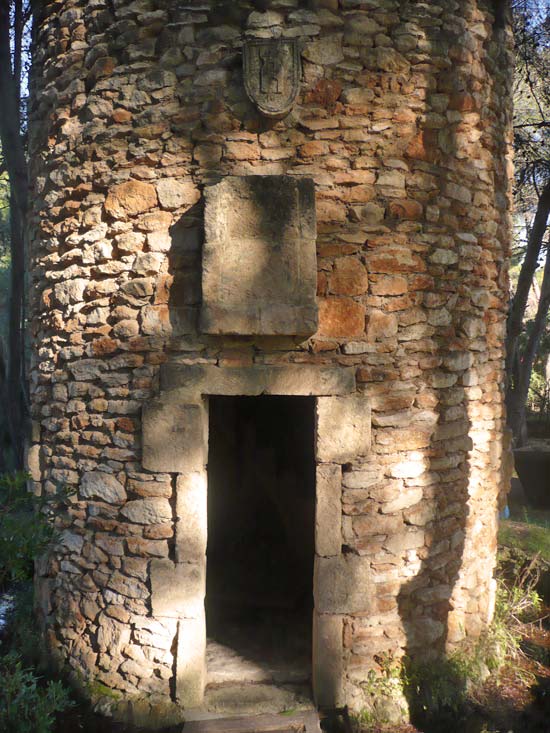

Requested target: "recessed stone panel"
[
  {"left": 316, "top": 395, "right": 371, "bottom": 463},
  {"left": 142, "top": 400, "right": 207, "bottom": 473},
  {"left": 201, "top": 176, "right": 318, "bottom": 336}
]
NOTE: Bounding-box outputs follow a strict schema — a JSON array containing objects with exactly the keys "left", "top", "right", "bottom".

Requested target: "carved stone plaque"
[
  {"left": 243, "top": 38, "right": 301, "bottom": 117},
  {"left": 201, "top": 175, "right": 318, "bottom": 337}
]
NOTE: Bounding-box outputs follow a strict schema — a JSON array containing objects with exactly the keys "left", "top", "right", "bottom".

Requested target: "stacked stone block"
[{"left": 27, "top": 0, "right": 513, "bottom": 723}]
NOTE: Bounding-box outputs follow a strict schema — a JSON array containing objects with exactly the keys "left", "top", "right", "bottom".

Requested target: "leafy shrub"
[
  {"left": 0, "top": 471, "right": 73, "bottom": 588},
  {"left": 0, "top": 473, "right": 75, "bottom": 730},
  {"left": 1, "top": 584, "right": 43, "bottom": 666},
  {"left": 0, "top": 652, "right": 73, "bottom": 733}
]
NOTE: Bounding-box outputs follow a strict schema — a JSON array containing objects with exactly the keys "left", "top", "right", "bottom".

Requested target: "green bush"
[
  {"left": 0, "top": 473, "right": 75, "bottom": 730},
  {"left": 0, "top": 471, "right": 73, "bottom": 588},
  {"left": 0, "top": 653, "right": 73, "bottom": 733}
]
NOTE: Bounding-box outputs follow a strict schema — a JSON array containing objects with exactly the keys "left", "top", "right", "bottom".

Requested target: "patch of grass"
[{"left": 499, "top": 519, "right": 550, "bottom": 563}]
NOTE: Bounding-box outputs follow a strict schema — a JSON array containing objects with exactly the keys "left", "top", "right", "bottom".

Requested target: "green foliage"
[
  {"left": 404, "top": 655, "right": 468, "bottom": 719},
  {"left": 363, "top": 653, "right": 404, "bottom": 696},
  {"left": 0, "top": 652, "right": 73, "bottom": 733},
  {"left": 0, "top": 472, "right": 75, "bottom": 731},
  {"left": 86, "top": 680, "right": 121, "bottom": 702},
  {"left": 0, "top": 471, "right": 74, "bottom": 588},
  {"left": 1, "top": 585, "right": 43, "bottom": 667},
  {"left": 499, "top": 517, "right": 550, "bottom": 564},
  {"left": 354, "top": 563, "right": 544, "bottom": 732}
]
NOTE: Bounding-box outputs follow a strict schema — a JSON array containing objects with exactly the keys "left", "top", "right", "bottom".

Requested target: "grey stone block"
[
  {"left": 176, "top": 615, "right": 206, "bottom": 707},
  {"left": 81, "top": 470, "right": 127, "bottom": 504},
  {"left": 160, "top": 364, "right": 355, "bottom": 398},
  {"left": 150, "top": 559, "right": 205, "bottom": 619},
  {"left": 316, "top": 464, "right": 342, "bottom": 557},
  {"left": 316, "top": 395, "right": 371, "bottom": 463},
  {"left": 314, "top": 555, "right": 373, "bottom": 614},
  {"left": 175, "top": 472, "right": 207, "bottom": 564},
  {"left": 313, "top": 612, "right": 343, "bottom": 707},
  {"left": 142, "top": 400, "right": 207, "bottom": 473},
  {"left": 25, "top": 443, "right": 41, "bottom": 482},
  {"left": 201, "top": 176, "right": 318, "bottom": 336}
]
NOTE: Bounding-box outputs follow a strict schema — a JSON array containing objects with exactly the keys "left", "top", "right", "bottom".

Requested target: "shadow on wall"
[
  {"left": 395, "top": 1, "right": 511, "bottom": 727},
  {"left": 156, "top": 0, "right": 511, "bottom": 720}
]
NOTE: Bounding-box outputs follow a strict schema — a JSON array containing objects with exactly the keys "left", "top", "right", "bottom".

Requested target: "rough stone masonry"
[{"left": 27, "top": 0, "right": 514, "bottom": 726}]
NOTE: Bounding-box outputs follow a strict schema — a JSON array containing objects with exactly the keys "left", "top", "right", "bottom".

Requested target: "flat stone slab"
[
  {"left": 202, "top": 683, "right": 314, "bottom": 717},
  {"left": 201, "top": 176, "right": 318, "bottom": 336},
  {"left": 160, "top": 364, "right": 355, "bottom": 398},
  {"left": 206, "top": 639, "right": 309, "bottom": 687},
  {"left": 181, "top": 710, "right": 322, "bottom": 733},
  {"left": 142, "top": 400, "right": 207, "bottom": 473},
  {"left": 316, "top": 395, "right": 371, "bottom": 463},
  {"left": 150, "top": 559, "right": 205, "bottom": 619}
]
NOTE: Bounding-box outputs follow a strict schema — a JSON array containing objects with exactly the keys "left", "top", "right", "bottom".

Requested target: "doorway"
[{"left": 206, "top": 395, "right": 315, "bottom": 690}]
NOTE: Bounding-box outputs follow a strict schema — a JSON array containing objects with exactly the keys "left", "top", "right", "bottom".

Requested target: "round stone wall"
[{"left": 28, "top": 0, "right": 513, "bottom": 725}]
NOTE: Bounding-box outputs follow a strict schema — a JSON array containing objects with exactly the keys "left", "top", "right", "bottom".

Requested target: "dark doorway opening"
[{"left": 206, "top": 395, "right": 315, "bottom": 690}]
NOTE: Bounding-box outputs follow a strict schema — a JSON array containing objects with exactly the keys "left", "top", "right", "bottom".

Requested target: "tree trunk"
[
  {"left": 7, "top": 194, "right": 25, "bottom": 467},
  {"left": 506, "top": 180, "right": 550, "bottom": 443},
  {"left": 508, "top": 240, "right": 550, "bottom": 444},
  {"left": 0, "top": 0, "right": 29, "bottom": 469},
  {"left": 506, "top": 180, "right": 550, "bottom": 377}
]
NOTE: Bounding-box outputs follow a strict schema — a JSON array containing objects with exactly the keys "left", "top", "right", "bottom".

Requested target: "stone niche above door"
[{"left": 200, "top": 175, "right": 318, "bottom": 337}]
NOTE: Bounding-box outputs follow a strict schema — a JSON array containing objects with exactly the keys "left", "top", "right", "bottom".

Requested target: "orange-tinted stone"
[
  {"left": 112, "top": 108, "right": 132, "bottom": 123},
  {"left": 406, "top": 129, "right": 437, "bottom": 161},
  {"left": 369, "top": 275, "right": 408, "bottom": 296},
  {"left": 305, "top": 78, "right": 342, "bottom": 108},
  {"left": 329, "top": 258, "right": 369, "bottom": 296},
  {"left": 104, "top": 180, "right": 158, "bottom": 218},
  {"left": 388, "top": 198, "right": 423, "bottom": 220},
  {"left": 318, "top": 298, "right": 365, "bottom": 337},
  {"left": 367, "top": 248, "right": 426, "bottom": 274},
  {"left": 92, "top": 338, "right": 119, "bottom": 356},
  {"left": 299, "top": 140, "right": 329, "bottom": 158},
  {"left": 450, "top": 93, "right": 476, "bottom": 111}
]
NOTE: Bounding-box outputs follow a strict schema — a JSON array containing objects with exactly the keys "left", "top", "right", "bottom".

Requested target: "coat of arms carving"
[{"left": 243, "top": 38, "right": 301, "bottom": 117}]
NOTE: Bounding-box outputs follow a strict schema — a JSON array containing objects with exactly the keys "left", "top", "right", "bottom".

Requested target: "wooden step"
[{"left": 181, "top": 710, "right": 322, "bottom": 733}]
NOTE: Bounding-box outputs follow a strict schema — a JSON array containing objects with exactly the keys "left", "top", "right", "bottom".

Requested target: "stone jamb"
[{"left": 143, "top": 365, "right": 370, "bottom": 708}]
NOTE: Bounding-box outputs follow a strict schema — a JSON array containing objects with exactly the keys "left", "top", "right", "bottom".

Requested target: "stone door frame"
[{"left": 142, "top": 364, "right": 371, "bottom": 710}]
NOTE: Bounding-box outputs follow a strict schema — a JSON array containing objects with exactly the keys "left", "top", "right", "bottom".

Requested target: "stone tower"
[{"left": 27, "top": 0, "right": 513, "bottom": 726}]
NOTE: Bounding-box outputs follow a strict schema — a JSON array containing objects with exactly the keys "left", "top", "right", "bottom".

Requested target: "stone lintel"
[
  {"left": 150, "top": 558, "right": 205, "bottom": 619},
  {"left": 142, "top": 400, "right": 207, "bottom": 473},
  {"left": 316, "top": 395, "right": 371, "bottom": 463},
  {"left": 314, "top": 555, "right": 373, "bottom": 614},
  {"left": 160, "top": 364, "right": 355, "bottom": 398},
  {"left": 313, "top": 612, "right": 343, "bottom": 707},
  {"left": 176, "top": 616, "right": 206, "bottom": 708},
  {"left": 175, "top": 472, "right": 207, "bottom": 564},
  {"left": 315, "top": 464, "right": 342, "bottom": 557}
]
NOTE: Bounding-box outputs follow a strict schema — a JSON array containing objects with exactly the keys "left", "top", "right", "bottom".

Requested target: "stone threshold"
[{"left": 180, "top": 709, "right": 322, "bottom": 733}]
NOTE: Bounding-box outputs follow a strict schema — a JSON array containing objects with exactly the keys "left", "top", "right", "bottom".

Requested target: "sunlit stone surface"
[{"left": 28, "top": 0, "right": 513, "bottom": 726}]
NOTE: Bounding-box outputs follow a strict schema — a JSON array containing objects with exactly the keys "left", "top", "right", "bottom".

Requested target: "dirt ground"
[{"left": 358, "top": 614, "right": 550, "bottom": 733}]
